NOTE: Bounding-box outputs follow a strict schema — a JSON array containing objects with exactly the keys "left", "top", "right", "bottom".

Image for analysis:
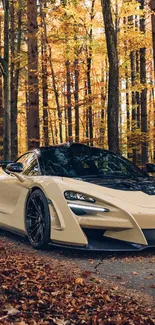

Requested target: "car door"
[{"left": 0, "top": 152, "right": 40, "bottom": 229}]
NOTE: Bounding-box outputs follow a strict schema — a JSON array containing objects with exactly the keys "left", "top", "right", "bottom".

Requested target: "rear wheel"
[{"left": 25, "top": 189, "right": 50, "bottom": 248}]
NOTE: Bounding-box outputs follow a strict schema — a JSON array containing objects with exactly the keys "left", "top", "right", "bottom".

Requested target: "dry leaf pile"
[{"left": 0, "top": 238, "right": 155, "bottom": 325}]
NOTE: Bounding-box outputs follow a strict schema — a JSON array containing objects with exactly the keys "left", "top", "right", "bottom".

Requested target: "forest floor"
[{"left": 0, "top": 230, "right": 155, "bottom": 325}]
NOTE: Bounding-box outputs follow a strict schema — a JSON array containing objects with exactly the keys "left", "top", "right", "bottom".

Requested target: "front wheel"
[{"left": 25, "top": 189, "right": 50, "bottom": 249}]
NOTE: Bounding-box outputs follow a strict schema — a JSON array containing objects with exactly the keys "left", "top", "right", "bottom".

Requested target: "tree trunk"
[
  {"left": 149, "top": 0, "right": 155, "bottom": 161},
  {"left": 86, "top": 0, "right": 95, "bottom": 146},
  {"left": 40, "top": 0, "right": 48, "bottom": 146},
  {"left": 84, "top": 80, "right": 89, "bottom": 139},
  {"left": 41, "top": 42, "right": 48, "bottom": 146},
  {"left": 100, "top": 59, "right": 107, "bottom": 146},
  {"left": 27, "top": 0, "right": 39, "bottom": 150},
  {"left": 10, "top": 0, "right": 15, "bottom": 160},
  {"left": 74, "top": 58, "right": 79, "bottom": 142},
  {"left": 14, "top": 0, "right": 23, "bottom": 150},
  {"left": 0, "top": 17, "right": 3, "bottom": 158},
  {"left": 65, "top": 60, "right": 72, "bottom": 142},
  {"left": 101, "top": 0, "right": 119, "bottom": 153},
  {"left": 64, "top": 82, "right": 68, "bottom": 142},
  {"left": 87, "top": 55, "right": 93, "bottom": 145},
  {"left": 130, "top": 50, "right": 137, "bottom": 164},
  {"left": 135, "top": 17, "right": 140, "bottom": 131},
  {"left": 40, "top": 7, "right": 62, "bottom": 143},
  {"left": 140, "top": 0, "right": 148, "bottom": 166},
  {"left": 136, "top": 51, "right": 140, "bottom": 129},
  {"left": 150, "top": 0, "right": 155, "bottom": 77},
  {"left": 123, "top": 17, "right": 130, "bottom": 157},
  {"left": 100, "top": 65, "right": 105, "bottom": 146},
  {"left": 125, "top": 68, "right": 130, "bottom": 158},
  {"left": 3, "top": 0, "right": 11, "bottom": 160}
]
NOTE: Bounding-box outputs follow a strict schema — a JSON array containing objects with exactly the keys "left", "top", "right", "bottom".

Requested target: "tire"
[{"left": 25, "top": 189, "right": 50, "bottom": 249}]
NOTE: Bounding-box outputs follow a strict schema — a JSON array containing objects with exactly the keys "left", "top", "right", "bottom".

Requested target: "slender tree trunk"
[
  {"left": 125, "top": 68, "right": 130, "bottom": 157},
  {"left": 100, "top": 60, "right": 107, "bottom": 146},
  {"left": 86, "top": 0, "right": 95, "bottom": 146},
  {"left": 136, "top": 51, "right": 140, "bottom": 129},
  {"left": 27, "top": 0, "right": 39, "bottom": 150},
  {"left": 40, "top": 7, "right": 62, "bottom": 143},
  {"left": 0, "top": 17, "right": 3, "bottom": 157},
  {"left": 40, "top": 0, "right": 48, "bottom": 146},
  {"left": 87, "top": 55, "right": 93, "bottom": 145},
  {"left": 10, "top": 0, "right": 17, "bottom": 161},
  {"left": 50, "top": 55, "right": 62, "bottom": 143},
  {"left": 12, "top": 0, "right": 23, "bottom": 160},
  {"left": 100, "top": 65, "right": 105, "bottom": 146},
  {"left": 64, "top": 82, "right": 68, "bottom": 142},
  {"left": 3, "top": 0, "right": 11, "bottom": 160},
  {"left": 65, "top": 60, "right": 72, "bottom": 142},
  {"left": 150, "top": 0, "right": 155, "bottom": 77},
  {"left": 84, "top": 80, "right": 89, "bottom": 139},
  {"left": 74, "top": 58, "right": 79, "bottom": 142},
  {"left": 123, "top": 17, "right": 130, "bottom": 157},
  {"left": 54, "top": 110, "right": 58, "bottom": 144},
  {"left": 139, "top": 0, "right": 148, "bottom": 166},
  {"left": 135, "top": 16, "right": 140, "bottom": 131},
  {"left": 130, "top": 50, "right": 137, "bottom": 164},
  {"left": 101, "top": 0, "right": 119, "bottom": 153},
  {"left": 149, "top": 1, "right": 155, "bottom": 160},
  {"left": 48, "top": 109, "right": 55, "bottom": 145},
  {"left": 41, "top": 42, "right": 48, "bottom": 146},
  {"left": 73, "top": 14, "right": 79, "bottom": 143}
]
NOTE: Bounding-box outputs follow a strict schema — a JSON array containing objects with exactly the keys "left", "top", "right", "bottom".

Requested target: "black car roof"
[
  {"left": 36, "top": 143, "right": 112, "bottom": 155},
  {"left": 38, "top": 142, "right": 71, "bottom": 151},
  {"left": 33, "top": 142, "right": 114, "bottom": 155}
]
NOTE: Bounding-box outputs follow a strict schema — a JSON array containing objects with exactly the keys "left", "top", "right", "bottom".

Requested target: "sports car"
[{"left": 0, "top": 142, "right": 155, "bottom": 251}]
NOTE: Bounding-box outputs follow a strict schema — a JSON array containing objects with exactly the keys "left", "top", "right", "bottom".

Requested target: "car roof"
[{"left": 35, "top": 143, "right": 112, "bottom": 155}]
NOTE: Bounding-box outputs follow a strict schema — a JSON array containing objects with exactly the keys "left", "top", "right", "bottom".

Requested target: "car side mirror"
[
  {"left": 6, "top": 162, "right": 23, "bottom": 173},
  {"left": 145, "top": 163, "right": 155, "bottom": 173}
]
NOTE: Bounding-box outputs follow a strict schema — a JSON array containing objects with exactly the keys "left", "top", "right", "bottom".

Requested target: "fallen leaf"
[
  {"left": 104, "top": 294, "right": 111, "bottom": 301},
  {"left": 4, "top": 304, "right": 20, "bottom": 316},
  {"left": 51, "top": 291, "right": 61, "bottom": 296},
  {"left": 113, "top": 285, "right": 119, "bottom": 290},
  {"left": 150, "top": 284, "right": 155, "bottom": 288},
  {"left": 75, "top": 277, "right": 84, "bottom": 285},
  {"left": 52, "top": 319, "right": 68, "bottom": 325},
  {"left": 15, "top": 320, "right": 29, "bottom": 325},
  {"left": 88, "top": 259, "right": 94, "bottom": 264},
  {"left": 81, "top": 270, "right": 91, "bottom": 278}
]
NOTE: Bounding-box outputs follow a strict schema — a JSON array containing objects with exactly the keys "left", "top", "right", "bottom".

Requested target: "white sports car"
[{"left": 0, "top": 143, "right": 155, "bottom": 251}]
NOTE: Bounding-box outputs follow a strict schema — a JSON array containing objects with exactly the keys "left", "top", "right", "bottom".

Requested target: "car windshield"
[{"left": 41, "top": 144, "right": 146, "bottom": 179}]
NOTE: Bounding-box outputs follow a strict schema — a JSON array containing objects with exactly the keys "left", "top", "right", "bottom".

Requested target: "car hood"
[
  {"left": 78, "top": 176, "right": 155, "bottom": 208},
  {"left": 31, "top": 175, "right": 155, "bottom": 209},
  {"left": 80, "top": 177, "right": 155, "bottom": 193}
]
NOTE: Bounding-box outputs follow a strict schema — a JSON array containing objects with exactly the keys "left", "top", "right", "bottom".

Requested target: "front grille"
[
  {"left": 82, "top": 228, "right": 106, "bottom": 241},
  {"left": 142, "top": 229, "right": 155, "bottom": 241}
]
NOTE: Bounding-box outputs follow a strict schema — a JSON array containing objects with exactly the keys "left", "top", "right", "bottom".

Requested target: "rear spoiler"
[{"left": 0, "top": 161, "right": 12, "bottom": 168}]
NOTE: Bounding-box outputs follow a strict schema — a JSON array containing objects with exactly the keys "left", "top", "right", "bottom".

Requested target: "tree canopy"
[{"left": 0, "top": 0, "right": 154, "bottom": 166}]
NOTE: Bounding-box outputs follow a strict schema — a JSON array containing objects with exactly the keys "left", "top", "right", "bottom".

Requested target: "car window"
[
  {"left": 41, "top": 144, "right": 146, "bottom": 179},
  {"left": 17, "top": 153, "right": 40, "bottom": 176}
]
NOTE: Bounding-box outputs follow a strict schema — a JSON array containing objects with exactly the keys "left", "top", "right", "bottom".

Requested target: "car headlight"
[
  {"left": 64, "top": 191, "right": 96, "bottom": 203},
  {"left": 68, "top": 203, "right": 109, "bottom": 213}
]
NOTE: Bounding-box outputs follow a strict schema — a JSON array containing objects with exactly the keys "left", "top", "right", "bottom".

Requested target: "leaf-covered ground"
[{"left": 0, "top": 238, "right": 155, "bottom": 325}]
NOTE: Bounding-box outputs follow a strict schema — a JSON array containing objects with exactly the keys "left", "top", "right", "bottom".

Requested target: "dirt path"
[{"left": 1, "top": 230, "right": 155, "bottom": 301}]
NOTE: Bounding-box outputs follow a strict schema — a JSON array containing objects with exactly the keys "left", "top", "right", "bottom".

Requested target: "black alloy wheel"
[{"left": 25, "top": 189, "right": 50, "bottom": 248}]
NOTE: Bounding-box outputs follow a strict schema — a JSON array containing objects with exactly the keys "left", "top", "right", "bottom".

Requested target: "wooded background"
[{"left": 0, "top": 0, "right": 155, "bottom": 167}]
